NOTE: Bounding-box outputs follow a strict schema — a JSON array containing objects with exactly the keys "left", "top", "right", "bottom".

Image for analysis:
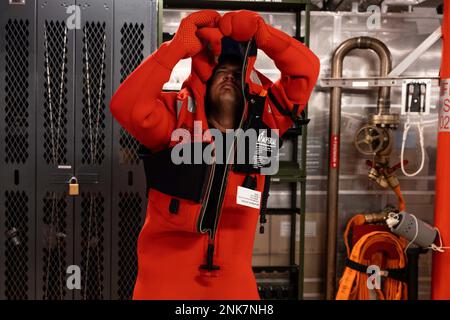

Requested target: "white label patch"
[
  {"left": 352, "top": 81, "right": 369, "bottom": 88},
  {"left": 236, "top": 186, "right": 261, "bottom": 209},
  {"left": 305, "top": 221, "right": 317, "bottom": 237}
]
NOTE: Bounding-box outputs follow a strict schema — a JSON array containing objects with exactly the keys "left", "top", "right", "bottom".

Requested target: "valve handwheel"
[{"left": 354, "top": 124, "right": 389, "bottom": 155}]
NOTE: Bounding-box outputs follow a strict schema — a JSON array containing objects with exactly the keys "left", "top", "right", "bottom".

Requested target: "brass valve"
[
  {"left": 366, "top": 160, "right": 407, "bottom": 190},
  {"left": 364, "top": 212, "right": 388, "bottom": 223},
  {"left": 363, "top": 206, "right": 397, "bottom": 224},
  {"left": 386, "top": 174, "right": 399, "bottom": 189},
  {"left": 367, "top": 164, "right": 389, "bottom": 189}
]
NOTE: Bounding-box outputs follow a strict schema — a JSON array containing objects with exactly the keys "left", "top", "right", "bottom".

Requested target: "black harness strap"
[
  {"left": 259, "top": 175, "right": 271, "bottom": 234},
  {"left": 267, "top": 88, "right": 310, "bottom": 127},
  {"left": 345, "top": 257, "right": 408, "bottom": 283},
  {"left": 267, "top": 88, "right": 292, "bottom": 118}
]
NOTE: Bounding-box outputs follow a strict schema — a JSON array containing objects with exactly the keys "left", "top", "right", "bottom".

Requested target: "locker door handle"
[
  {"left": 75, "top": 173, "right": 99, "bottom": 184},
  {"left": 50, "top": 173, "right": 99, "bottom": 184}
]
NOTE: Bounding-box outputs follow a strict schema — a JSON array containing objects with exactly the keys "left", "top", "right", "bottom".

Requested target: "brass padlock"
[{"left": 68, "top": 177, "right": 79, "bottom": 196}]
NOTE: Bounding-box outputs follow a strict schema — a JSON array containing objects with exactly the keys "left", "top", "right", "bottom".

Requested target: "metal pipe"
[
  {"left": 364, "top": 212, "right": 388, "bottom": 224},
  {"left": 325, "top": 36, "right": 393, "bottom": 300}
]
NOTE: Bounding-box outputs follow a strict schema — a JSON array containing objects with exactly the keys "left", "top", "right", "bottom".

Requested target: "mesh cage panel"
[
  {"left": 117, "top": 192, "right": 142, "bottom": 299},
  {"left": 118, "top": 23, "right": 144, "bottom": 165},
  {"left": 4, "top": 191, "right": 29, "bottom": 299},
  {"left": 81, "top": 22, "right": 107, "bottom": 165},
  {"left": 80, "top": 192, "right": 105, "bottom": 299},
  {"left": 41, "top": 192, "right": 67, "bottom": 300},
  {"left": 4, "top": 19, "right": 30, "bottom": 164},
  {"left": 43, "top": 20, "right": 69, "bottom": 165}
]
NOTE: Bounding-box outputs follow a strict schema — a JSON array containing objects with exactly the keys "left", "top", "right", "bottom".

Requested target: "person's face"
[{"left": 208, "top": 62, "right": 243, "bottom": 108}]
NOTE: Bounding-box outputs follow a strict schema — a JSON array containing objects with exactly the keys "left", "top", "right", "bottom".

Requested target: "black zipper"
[{"left": 198, "top": 39, "right": 256, "bottom": 272}]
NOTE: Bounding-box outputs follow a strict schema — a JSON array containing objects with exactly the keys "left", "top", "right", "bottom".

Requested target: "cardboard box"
[
  {"left": 303, "top": 213, "right": 326, "bottom": 254},
  {"left": 303, "top": 278, "right": 324, "bottom": 297},
  {"left": 303, "top": 253, "right": 326, "bottom": 279},
  {"left": 268, "top": 212, "right": 326, "bottom": 255},
  {"left": 270, "top": 215, "right": 297, "bottom": 255},
  {"left": 252, "top": 255, "right": 271, "bottom": 266},
  {"left": 269, "top": 253, "right": 290, "bottom": 266}
]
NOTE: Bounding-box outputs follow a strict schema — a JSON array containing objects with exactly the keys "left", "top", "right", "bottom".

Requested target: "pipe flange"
[{"left": 369, "top": 114, "right": 400, "bottom": 129}]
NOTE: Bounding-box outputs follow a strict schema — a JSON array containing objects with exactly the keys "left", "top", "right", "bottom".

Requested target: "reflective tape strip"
[
  {"left": 176, "top": 99, "right": 183, "bottom": 118},
  {"left": 250, "top": 70, "right": 262, "bottom": 86},
  {"left": 187, "top": 96, "right": 196, "bottom": 113},
  {"left": 439, "top": 79, "right": 450, "bottom": 133}
]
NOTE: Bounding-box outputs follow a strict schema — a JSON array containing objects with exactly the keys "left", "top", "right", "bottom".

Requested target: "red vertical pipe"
[{"left": 432, "top": 1, "right": 450, "bottom": 300}]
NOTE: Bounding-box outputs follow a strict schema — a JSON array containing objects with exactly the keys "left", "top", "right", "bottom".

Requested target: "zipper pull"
[
  {"left": 200, "top": 242, "right": 220, "bottom": 272},
  {"left": 259, "top": 176, "right": 271, "bottom": 234},
  {"left": 259, "top": 213, "right": 267, "bottom": 234}
]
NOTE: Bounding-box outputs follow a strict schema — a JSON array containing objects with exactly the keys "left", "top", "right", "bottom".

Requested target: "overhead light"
[{"left": 382, "top": 0, "right": 426, "bottom": 6}]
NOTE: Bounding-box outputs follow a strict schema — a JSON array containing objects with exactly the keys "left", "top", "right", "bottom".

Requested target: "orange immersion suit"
[{"left": 109, "top": 10, "right": 320, "bottom": 299}]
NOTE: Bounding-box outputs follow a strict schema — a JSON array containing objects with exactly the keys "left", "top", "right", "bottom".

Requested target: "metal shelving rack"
[{"left": 161, "top": 0, "right": 312, "bottom": 300}]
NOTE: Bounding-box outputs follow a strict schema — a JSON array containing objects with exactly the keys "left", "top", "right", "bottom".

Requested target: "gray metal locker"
[
  {"left": 0, "top": 0, "right": 156, "bottom": 300},
  {"left": 35, "top": 0, "right": 76, "bottom": 300},
  {"left": 0, "top": 0, "right": 36, "bottom": 300},
  {"left": 110, "top": 0, "right": 156, "bottom": 300}
]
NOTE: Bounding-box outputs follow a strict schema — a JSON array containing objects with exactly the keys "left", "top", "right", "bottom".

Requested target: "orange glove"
[
  {"left": 169, "top": 10, "right": 221, "bottom": 59},
  {"left": 219, "top": 10, "right": 260, "bottom": 42},
  {"left": 196, "top": 27, "right": 223, "bottom": 58},
  {"left": 193, "top": 27, "right": 224, "bottom": 82},
  {"left": 219, "top": 10, "right": 292, "bottom": 57}
]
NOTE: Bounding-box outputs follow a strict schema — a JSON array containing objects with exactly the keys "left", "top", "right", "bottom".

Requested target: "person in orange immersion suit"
[{"left": 110, "top": 10, "right": 320, "bottom": 300}]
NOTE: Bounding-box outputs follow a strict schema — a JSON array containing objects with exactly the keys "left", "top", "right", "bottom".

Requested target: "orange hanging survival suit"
[{"left": 109, "top": 10, "right": 320, "bottom": 300}]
